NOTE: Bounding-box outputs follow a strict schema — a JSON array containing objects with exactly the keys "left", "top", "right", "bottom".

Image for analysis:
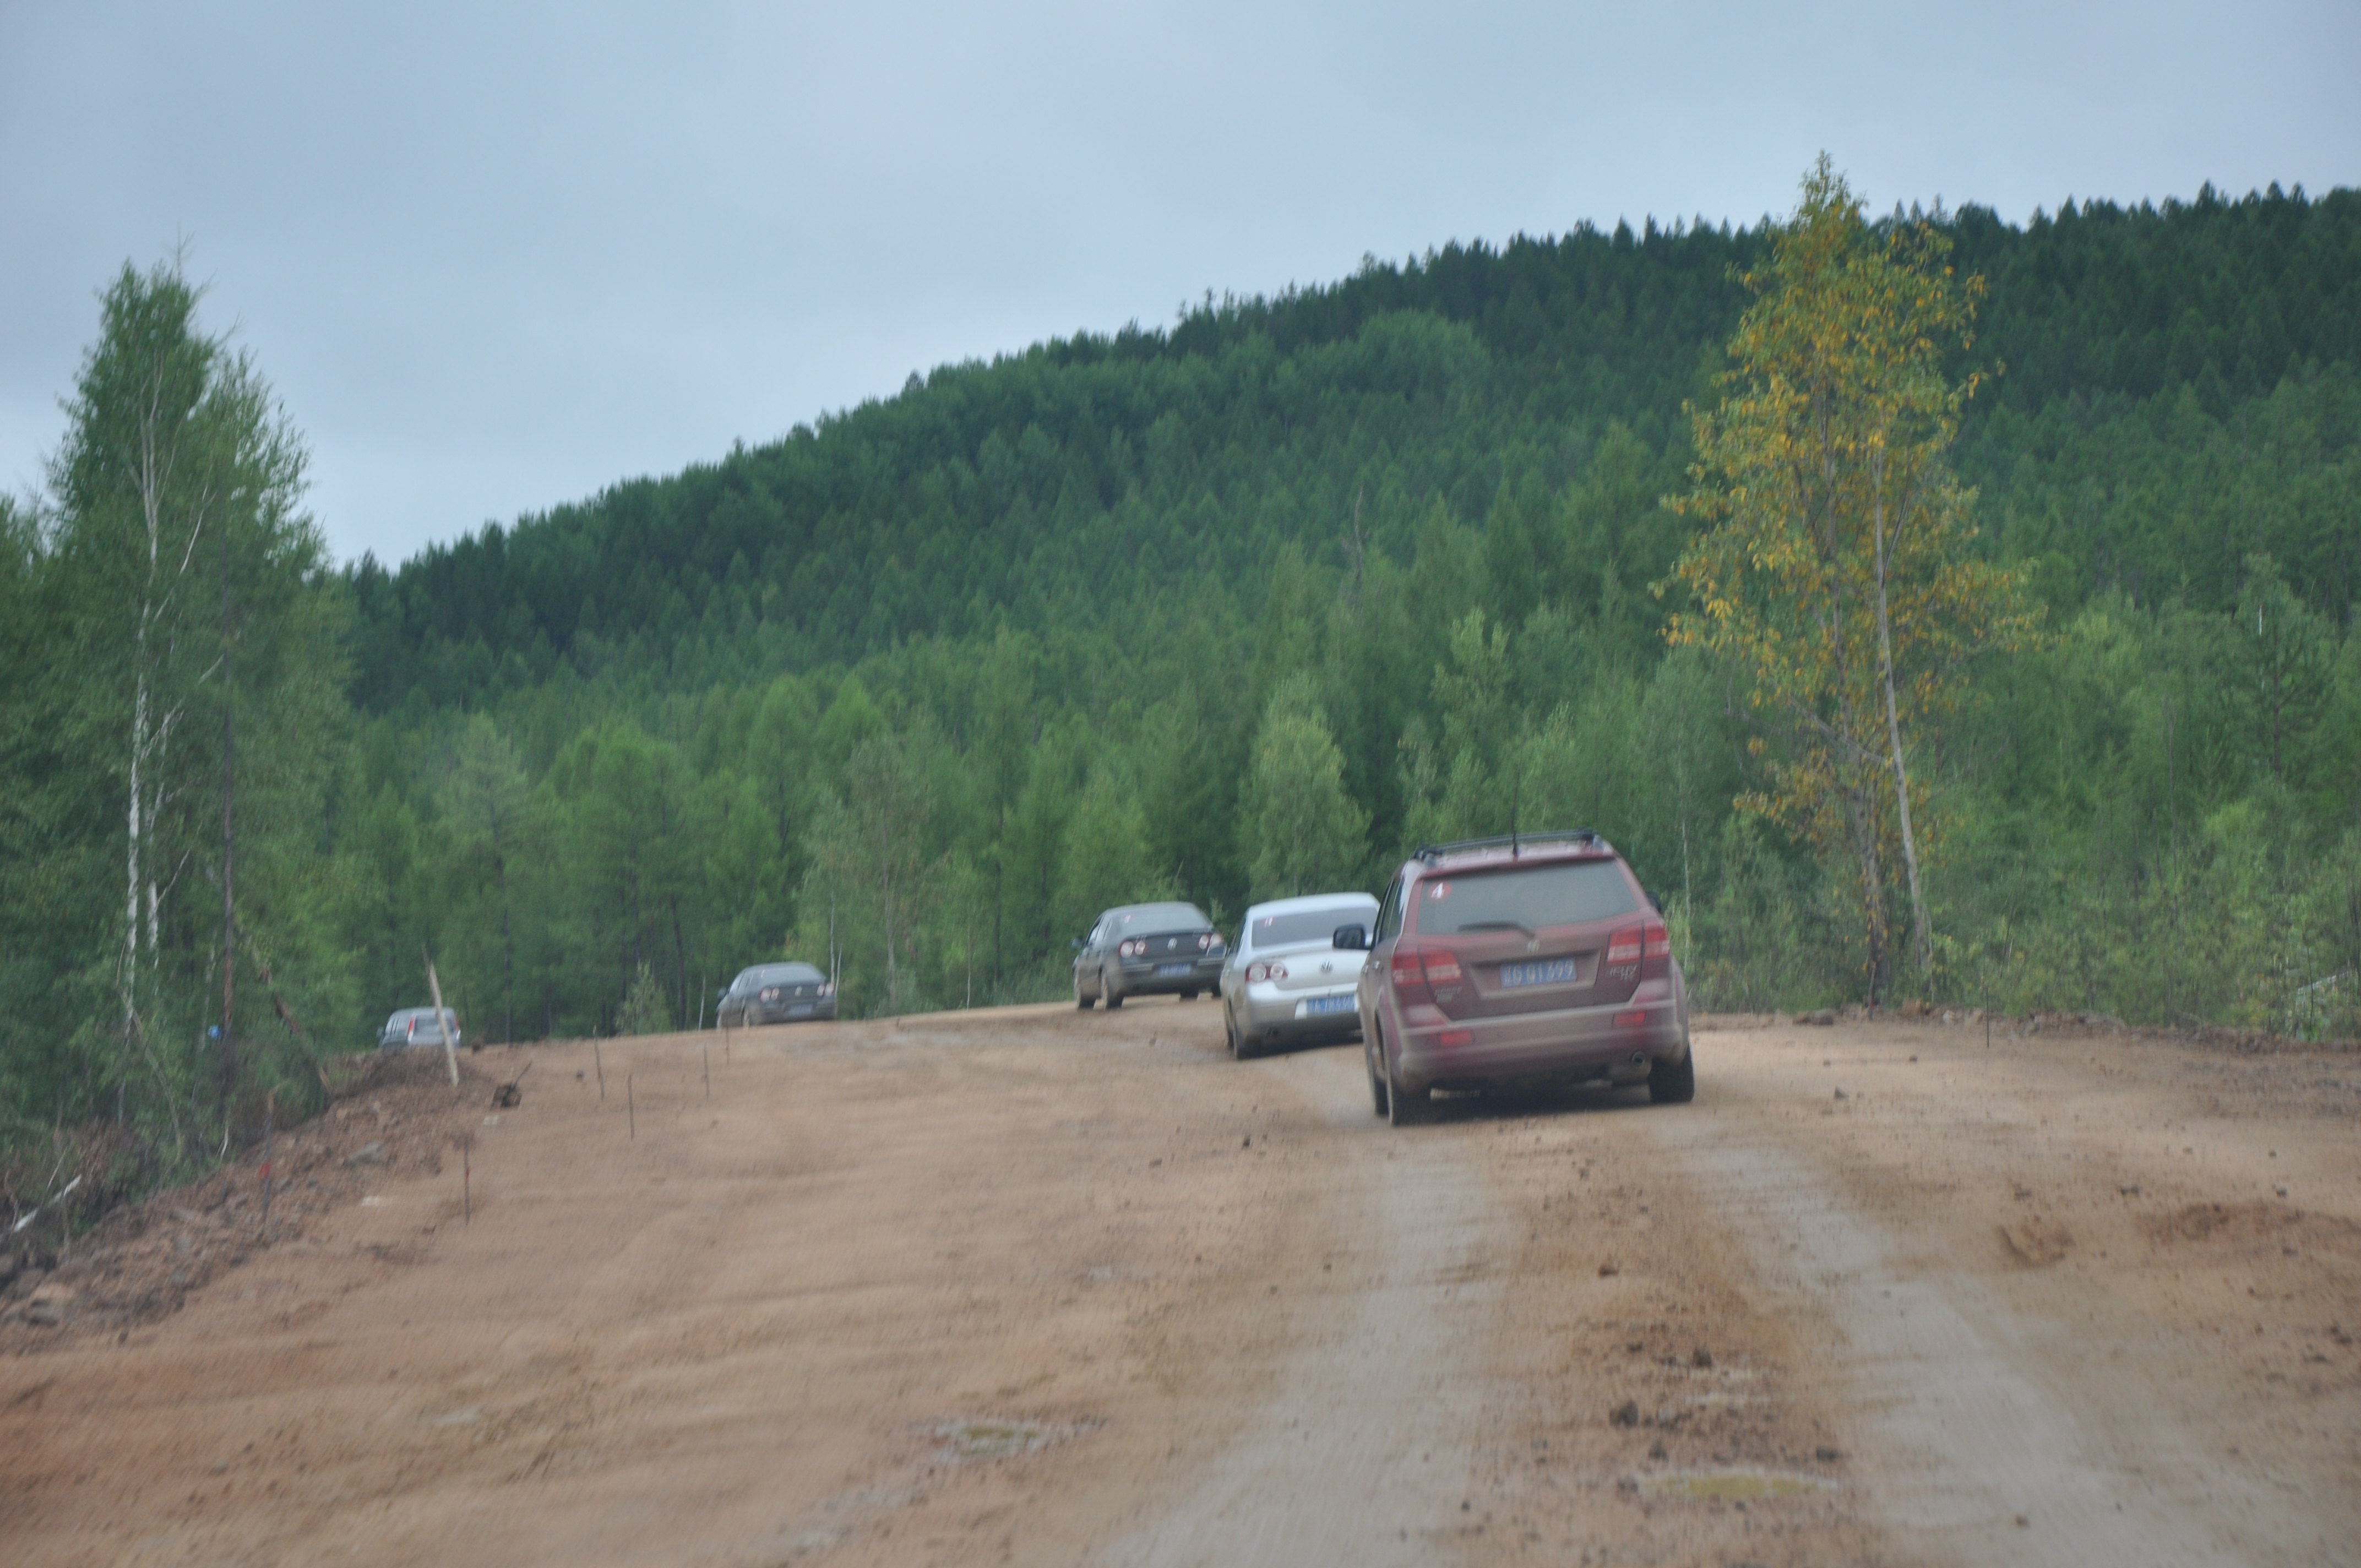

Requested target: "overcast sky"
[{"left": 5, "top": 1, "right": 2357, "bottom": 567}]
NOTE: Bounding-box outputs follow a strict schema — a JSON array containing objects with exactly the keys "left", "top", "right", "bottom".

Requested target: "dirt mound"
[
  {"left": 2145, "top": 1199, "right": 2361, "bottom": 1262},
  {"left": 1, "top": 1048, "right": 499, "bottom": 1350},
  {"left": 1998, "top": 1215, "right": 2074, "bottom": 1266}
]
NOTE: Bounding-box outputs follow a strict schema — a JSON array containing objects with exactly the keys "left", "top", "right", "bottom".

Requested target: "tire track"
[
  {"left": 1650, "top": 1094, "right": 2280, "bottom": 1566},
  {"left": 1106, "top": 1048, "right": 1507, "bottom": 1568}
]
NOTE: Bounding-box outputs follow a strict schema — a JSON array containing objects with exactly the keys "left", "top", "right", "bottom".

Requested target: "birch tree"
[
  {"left": 46, "top": 259, "right": 332, "bottom": 1130},
  {"left": 1668, "top": 160, "right": 2039, "bottom": 998}
]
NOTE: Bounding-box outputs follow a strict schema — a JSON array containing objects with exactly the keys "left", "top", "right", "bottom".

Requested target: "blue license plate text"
[{"left": 1499, "top": 957, "right": 1578, "bottom": 989}]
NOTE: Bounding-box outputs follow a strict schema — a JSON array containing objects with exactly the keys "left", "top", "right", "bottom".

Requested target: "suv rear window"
[{"left": 1410, "top": 860, "right": 1638, "bottom": 935}]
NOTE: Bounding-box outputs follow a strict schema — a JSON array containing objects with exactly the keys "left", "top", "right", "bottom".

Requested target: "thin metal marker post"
[{"left": 425, "top": 953, "right": 458, "bottom": 1087}]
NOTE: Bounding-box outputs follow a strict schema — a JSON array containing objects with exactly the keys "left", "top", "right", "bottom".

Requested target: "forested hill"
[
  {"left": 348, "top": 186, "right": 2361, "bottom": 716},
  {"left": 11, "top": 174, "right": 2358, "bottom": 1226}
]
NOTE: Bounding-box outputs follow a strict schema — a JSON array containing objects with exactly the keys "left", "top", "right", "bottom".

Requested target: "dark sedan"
[
  {"left": 1074, "top": 901, "right": 1225, "bottom": 1009},
  {"left": 718, "top": 962, "right": 837, "bottom": 1027}
]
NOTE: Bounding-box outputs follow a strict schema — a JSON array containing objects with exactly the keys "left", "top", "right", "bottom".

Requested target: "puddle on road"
[{"left": 1641, "top": 1468, "right": 1830, "bottom": 1501}]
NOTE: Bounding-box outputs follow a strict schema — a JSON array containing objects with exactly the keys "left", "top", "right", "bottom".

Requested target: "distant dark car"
[
  {"left": 1335, "top": 832, "right": 1693, "bottom": 1126},
  {"left": 379, "top": 1007, "right": 460, "bottom": 1052},
  {"left": 719, "top": 962, "right": 836, "bottom": 1027},
  {"left": 1074, "top": 902, "right": 1225, "bottom": 1008}
]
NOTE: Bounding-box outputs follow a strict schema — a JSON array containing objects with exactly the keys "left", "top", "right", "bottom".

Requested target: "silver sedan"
[{"left": 1218, "top": 892, "right": 1379, "bottom": 1059}]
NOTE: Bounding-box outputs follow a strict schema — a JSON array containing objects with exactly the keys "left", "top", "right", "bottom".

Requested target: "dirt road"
[{"left": 4, "top": 1003, "right": 2357, "bottom": 1565}]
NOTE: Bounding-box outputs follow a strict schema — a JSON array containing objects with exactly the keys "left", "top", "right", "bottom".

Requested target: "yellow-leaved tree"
[{"left": 1667, "top": 158, "right": 2040, "bottom": 1001}]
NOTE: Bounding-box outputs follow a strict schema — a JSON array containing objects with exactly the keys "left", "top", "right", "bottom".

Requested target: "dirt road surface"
[{"left": 4, "top": 1003, "right": 2357, "bottom": 1566}]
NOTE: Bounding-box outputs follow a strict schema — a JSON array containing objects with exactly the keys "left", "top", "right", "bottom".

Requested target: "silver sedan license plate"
[
  {"left": 1303, "top": 994, "right": 1355, "bottom": 1016},
  {"left": 1499, "top": 956, "right": 1578, "bottom": 989}
]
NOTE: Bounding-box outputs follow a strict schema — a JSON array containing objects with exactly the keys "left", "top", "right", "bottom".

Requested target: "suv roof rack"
[{"left": 1412, "top": 829, "right": 1603, "bottom": 864}]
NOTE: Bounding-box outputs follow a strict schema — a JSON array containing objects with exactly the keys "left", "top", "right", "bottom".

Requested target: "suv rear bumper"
[{"left": 1393, "top": 984, "right": 1685, "bottom": 1095}]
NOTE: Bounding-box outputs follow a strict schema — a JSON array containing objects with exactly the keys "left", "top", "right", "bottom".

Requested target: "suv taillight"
[
  {"left": 1390, "top": 946, "right": 1461, "bottom": 994},
  {"left": 1608, "top": 920, "right": 1671, "bottom": 971}
]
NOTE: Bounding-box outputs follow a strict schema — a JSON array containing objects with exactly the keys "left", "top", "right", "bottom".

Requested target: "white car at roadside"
[{"left": 1218, "top": 891, "right": 1380, "bottom": 1059}]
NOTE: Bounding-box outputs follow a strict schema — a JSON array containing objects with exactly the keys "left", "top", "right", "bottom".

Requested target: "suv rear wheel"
[
  {"left": 1648, "top": 1040, "right": 1695, "bottom": 1104},
  {"left": 1385, "top": 1042, "right": 1428, "bottom": 1128},
  {"left": 1366, "top": 1038, "right": 1390, "bottom": 1117}
]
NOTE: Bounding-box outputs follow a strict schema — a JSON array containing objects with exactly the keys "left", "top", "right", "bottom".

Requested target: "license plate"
[
  {"left": 1156, "top": 962, "right": 1192, "bottom": 977},
  {"left": 1499, "top": 956, "right": 1579, "bottom": 989},
  {"left": 790, "top": 1004, "right": 813, "bottom": 1016},
  {"left": 1303, "top": 994, "right": 1356, "bottom": 1016}
]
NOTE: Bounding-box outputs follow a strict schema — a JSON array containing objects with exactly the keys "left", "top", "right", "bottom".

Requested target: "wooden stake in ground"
[
  {"left": 462, "top": 1133, "right": 472, "bottom": 1224},
  {"left": 595, "top": 1042, "right": 605, "bottom": 1099},
  {"left": 425, "top": 951, "right": 459, "bottom": 1088},
  {"left": 703, "top": 1044, "right": 710, "bottom": 1099},
  {"left": 627, "top": 1073, "right": 635, "bottom": 1140}
]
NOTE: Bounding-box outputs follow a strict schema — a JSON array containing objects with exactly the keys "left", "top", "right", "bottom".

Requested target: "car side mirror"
[
  {"left": 1072, "top": 937, "right": 1085, "bottom": 950},
  {"left": 1332, "top": 923, "right": 1369, "bottom": 951}
]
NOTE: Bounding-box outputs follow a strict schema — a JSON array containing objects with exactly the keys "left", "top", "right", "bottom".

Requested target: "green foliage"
[
  {"left": 618, "top": 962, "right": 671, "bottom": 1036},
  {"left": 298, "top": 177, "right": 2361, "bottom": 1036},
  {"left": 1242, "top": 674, "right": 1368, "bottom": 901},
  {"left": 2, "top": 259, "right": 347, "bottom": 1175}
]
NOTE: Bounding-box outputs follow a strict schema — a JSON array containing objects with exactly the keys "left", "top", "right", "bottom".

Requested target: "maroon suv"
[{"left": 1334, "top": 832, "right": 1694, "bottom": 1126}]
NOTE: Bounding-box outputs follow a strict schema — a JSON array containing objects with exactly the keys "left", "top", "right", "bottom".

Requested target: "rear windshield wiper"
[{"left": 1454, "top": 919, "right": 1535, "bottom": 937}]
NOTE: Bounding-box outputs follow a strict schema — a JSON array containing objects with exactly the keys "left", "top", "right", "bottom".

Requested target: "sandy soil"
[{"left": 2, "top": 1004, "right": 2355, "bottom": 1566}]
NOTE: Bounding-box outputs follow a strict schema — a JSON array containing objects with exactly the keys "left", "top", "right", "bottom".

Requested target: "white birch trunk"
[
  {"left": 1870, "top": 465, "right": 1933, "bottom": 979},
  {"left": 123, "top": 668, "right": 146, "bottom": 1035}
]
